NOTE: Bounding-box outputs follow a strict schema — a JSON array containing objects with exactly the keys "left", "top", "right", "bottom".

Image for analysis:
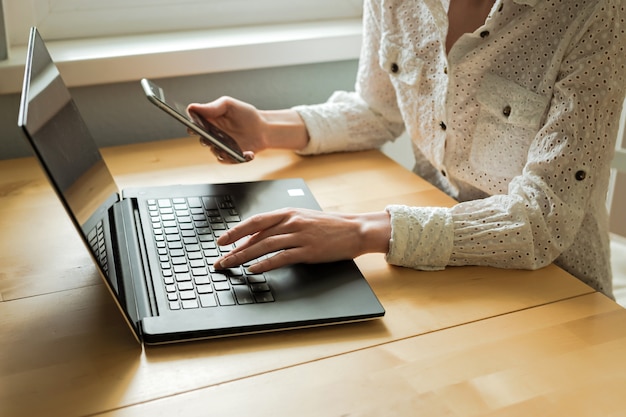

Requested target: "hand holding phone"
[{"left": 141, "top": 78, "right": 248, "bottom": 163}]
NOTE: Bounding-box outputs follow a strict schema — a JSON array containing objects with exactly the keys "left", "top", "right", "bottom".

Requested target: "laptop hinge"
[{"left": 111, "top": 199, "right": 157, "bottom": 321}]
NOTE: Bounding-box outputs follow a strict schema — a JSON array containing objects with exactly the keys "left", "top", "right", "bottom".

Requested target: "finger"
[
  {"left": 199, "top": 137, "right": 253, "bottom": 164},
  {"left": 243, "top": 151, "right": 255, "bottom": 162},
  {"left": 199, "top": 138, "right": 238, "bottom": 164},
  {"left": 187, "top": 99, "right": 230, "bottom": 121},
  {"left": 217, "top": 212, "right": 287, "bottom": 245},
  {"left": 248, "top": 249, "right": 302, "bottom": 273},
  {"left": 216, "top": 233, "right": 296, "bottom": 269},
  {"left": 204, "top": 140, "right": 226, "bottom": 162}
]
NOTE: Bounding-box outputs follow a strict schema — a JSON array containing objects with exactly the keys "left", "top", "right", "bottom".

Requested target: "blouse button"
[
  {"left": 503, "top": 105, "right": 512, "bottom": 117},
  {"left": 575, "top": 170, "right": 587, "bottom": 181},
  {"left": 390, "top": 63, "right": 399, "bottom": 73},
  {"left": 439, "top": 121, "right": 447, "bottom": 130},
  {"left": 480, "top": 30, "right": 490, "bottom": 38}
]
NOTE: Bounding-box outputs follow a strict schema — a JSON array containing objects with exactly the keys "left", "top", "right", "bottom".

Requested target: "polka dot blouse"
[{"left": 294, "top": 0, "right": 626, "bottom": 297}]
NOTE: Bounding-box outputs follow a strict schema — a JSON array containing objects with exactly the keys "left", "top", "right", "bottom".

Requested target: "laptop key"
[
  {"left": 254, "top": 292, "right": 275, "bottom": 303},
  {"left": 230, "top": 277, "right": 246, "bottom": 285},
  {"left": 216, "top": 291, "right": 236, "bottom": 306},
  {"left": 211, "top": 273, "right": 228, "bottom": 282},
  {"left": 234, "top": 286, "right": 255, "bottom": 304},
  {"left": 179, "top": 290, "right": 196, "bottom": 300},
  {"left": 199, "top": 294, "right": 217, "bottom": 307},
  {"left": 188, "top": 252, "right": 203, "bottom": 260},
  {"left": 166, "top": 234, "right": 181, "bottom": 242},
  {"left": 158, "top": 199, "right": 172, "bottom": 208},
  {"left": 189, "top": 259, "right": 204, "bottom": 268},
  {"left": 169, "top": 249, "right": 185, "bottom": 257},
  {"left": 175, "top": 273, "right": 192, "bottom": 282},
  {"left": 250, "top": 283, "right": 270, "bottom": 293},
  {"left": 196, "top": 284, "right": 213, "bottom": 294},
  {"left": 194, "top": 275, "right": 210, "bottom": 285},
  {"left": 178, "top": 282, "right": 194, "bottom": 291},
  {"left": 173, "top": 265, "right": 189, "bottom": 274},
  {"left": 182, "top": 299, "right": 199, "bottom": 309},
  {"left": 213, "top": 281, "right": 230, "bottom": 291},
  {"left": 186, "top": 244, "right": 201, "bottom": 252},
  {"left": 222, "top": 266, "right": 242, "bottom": 276},
  {"left": 202, "top": 196, "right": 217, "bottom": 210},
  {"left": 187, "top": 197, "right": 203, "bottom": 208},
  {"left": 192, "top": 267, "right": 208, "bottom": 276},
  {"left": 168, "top": 241, "right": 183, "bottom": 249},
  {"left": 247, "top": 274, "right": 266, "bottom": 283}
]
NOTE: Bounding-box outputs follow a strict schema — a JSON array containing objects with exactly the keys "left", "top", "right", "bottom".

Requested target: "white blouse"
[{"left": 294, "top": 0, "right": 626, "bottom": 297}]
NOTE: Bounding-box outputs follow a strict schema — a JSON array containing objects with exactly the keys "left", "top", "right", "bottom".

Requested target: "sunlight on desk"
[{"left": 1, "top": 138, "right": 623, "bottom": 417}]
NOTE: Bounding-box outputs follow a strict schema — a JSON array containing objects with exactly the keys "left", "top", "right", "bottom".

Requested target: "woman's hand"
[
  {"left": 187, "top": 97, "right": 267, "bottom": 163},
  {"left": 213, "top": 208, "right": 392, "bottom": 273},
  {"left": 187, "top": 97, "right": 309, "bottom": 164}
]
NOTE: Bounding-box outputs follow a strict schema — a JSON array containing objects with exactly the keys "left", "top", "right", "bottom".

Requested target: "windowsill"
[{"left": 0, "top": 19, "right": 362, "bottom": 95}]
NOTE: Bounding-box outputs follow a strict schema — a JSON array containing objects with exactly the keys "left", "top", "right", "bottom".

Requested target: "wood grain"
[{"left": 0, "top": 137, "right": 612, "bottom": 417}]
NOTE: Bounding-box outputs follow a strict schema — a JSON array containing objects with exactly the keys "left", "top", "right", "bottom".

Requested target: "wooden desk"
[{"left": 1, "top": 137, "right": 617, "bottom": 417}]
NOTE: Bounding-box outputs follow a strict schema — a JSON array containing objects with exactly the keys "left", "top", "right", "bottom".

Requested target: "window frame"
[
  {"left": 4, "top": 0, "right": 363, "bottom": 47},
  {"left": 0, "top": 2, "right": 7, "bottom": 60},
  {"left": 0, "top": 1, "right": 363, "bottom": 94}
]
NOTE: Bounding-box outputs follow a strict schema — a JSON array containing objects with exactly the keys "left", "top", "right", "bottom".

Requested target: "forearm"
[{"left": 259, "top": 109, "right": 310, "bottom": 151}]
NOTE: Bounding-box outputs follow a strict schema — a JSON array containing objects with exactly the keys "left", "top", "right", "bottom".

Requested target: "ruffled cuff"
[
  {"left": 385, "top": 204, "right": 454, "bottom": 271},
  {"left": 292, "top": 100, "right": 351, "bottom": 156}
]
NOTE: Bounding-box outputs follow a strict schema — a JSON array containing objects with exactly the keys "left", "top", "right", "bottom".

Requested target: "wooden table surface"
[{"left": 1, "top": 137, "right": 621, "bottom": 417}]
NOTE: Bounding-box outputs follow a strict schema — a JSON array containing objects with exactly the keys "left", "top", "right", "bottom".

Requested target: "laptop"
[{"left": 17, "top": 27, "right": 384, "bottom": 345}]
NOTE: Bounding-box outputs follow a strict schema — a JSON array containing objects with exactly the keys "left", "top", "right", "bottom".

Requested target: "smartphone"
[{"left": 141, "top": 78, "right": 247, "bottom": 163}]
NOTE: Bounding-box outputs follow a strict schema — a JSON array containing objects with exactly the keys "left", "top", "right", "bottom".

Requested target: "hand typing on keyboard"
[
  {"left": 213, "top": 208, "right": 392, "bottom": 273},
  {"left": 149, "top": 196, "right": 276, "bottom": 310}
]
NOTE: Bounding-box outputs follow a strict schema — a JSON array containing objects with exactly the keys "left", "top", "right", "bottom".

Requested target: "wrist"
[
  {"left": 356, "top": 211, "right": 392, "bottom": 255},
  {"left": 259, "top": 109, "right": 310, "bottom": 151}
]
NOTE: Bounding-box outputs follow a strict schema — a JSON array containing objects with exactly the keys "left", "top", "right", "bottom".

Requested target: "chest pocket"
[
  {"left": 379, "top": 39, "right": 425, "bottom": 86},
  {"left": 470, "top": 73, "right": 551, "bottom": 179}
]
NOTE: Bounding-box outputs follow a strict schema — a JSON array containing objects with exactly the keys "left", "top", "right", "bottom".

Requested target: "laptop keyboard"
[
  {"left": 88, "top": 220, "right": 109, "bottom": 277},
  {"left": 147, "top": 196, "right": 275, "bottom": 310}
]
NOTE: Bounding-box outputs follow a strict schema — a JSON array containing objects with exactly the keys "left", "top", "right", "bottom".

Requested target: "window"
[
  {"left": 0, "top": 2, "right": 7, "bottom": 59},
  {"left": 0, "top": 0, "right": 363, "bottom": 93},
  {"left": 5, "top": 0, "right": 363, "bottom": 47}
]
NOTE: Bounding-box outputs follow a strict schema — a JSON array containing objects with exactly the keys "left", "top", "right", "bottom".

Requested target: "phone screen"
[{"left": 141, "top": 79, "right": 246, "bottom": 163}]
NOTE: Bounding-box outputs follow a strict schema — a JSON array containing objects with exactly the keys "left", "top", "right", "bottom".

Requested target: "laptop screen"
[
  {"left": 17, "top": 28, "right": 119, "bottom": 227},
  {"left": 16, "top": 28, "right": 145, "bottom": 338}
]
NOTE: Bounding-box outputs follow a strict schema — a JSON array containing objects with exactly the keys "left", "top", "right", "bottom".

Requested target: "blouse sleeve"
[
  {"left": 294, "top": 0, "right": 406, "bottom": 155},
  {"left": 387, "top": 1, "right": 626, "bottom": 273}
]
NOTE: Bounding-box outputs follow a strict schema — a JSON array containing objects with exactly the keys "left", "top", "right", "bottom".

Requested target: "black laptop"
[{"left": 17, "top": 27, "right": 384, "bottom": 345}]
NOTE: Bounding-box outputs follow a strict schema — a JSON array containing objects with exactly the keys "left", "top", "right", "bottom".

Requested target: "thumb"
[{"left": 186, "top": 100, "right": 227, "bottom": 121}]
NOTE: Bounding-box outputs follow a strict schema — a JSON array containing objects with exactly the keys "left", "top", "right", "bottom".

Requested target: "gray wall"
[{"left": 0, "top": 59, "right": 359, "bottom": 160}]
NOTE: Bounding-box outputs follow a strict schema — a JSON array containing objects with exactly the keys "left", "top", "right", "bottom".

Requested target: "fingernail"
[{"left": 216, "top": 256, "right": 230, "bottom": 268}]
